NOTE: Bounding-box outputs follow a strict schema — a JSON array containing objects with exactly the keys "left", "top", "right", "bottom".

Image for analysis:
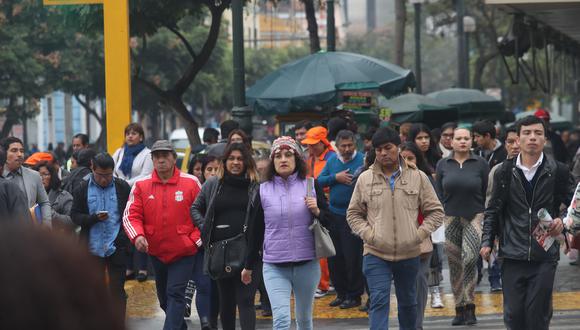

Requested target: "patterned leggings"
[{"left": 445, "top": 214, "right": 482, "bottom": 307}]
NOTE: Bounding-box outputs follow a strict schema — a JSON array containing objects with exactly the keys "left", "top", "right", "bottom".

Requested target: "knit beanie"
[{"left": 270, "top": 136, "right": 303, "bottom": 159}]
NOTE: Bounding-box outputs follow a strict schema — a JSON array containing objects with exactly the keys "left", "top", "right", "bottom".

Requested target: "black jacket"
[
  {"left": 475, "top": 143, "right": 508, "bottom": 169},
  {"left": 71, "top": 177, "right": 131, "bottom": 250},
  {"left": 62, "top": 166, "right": 91, "bottom": 194},
  {"left": 482, "top": 156, "right": 574, "bottom": 262},
  {"left": 190, "top": 176, "right": 262, "bottom": 271},
  {"left": 0, "top": 178, "right": 32, "bottom": 223}
]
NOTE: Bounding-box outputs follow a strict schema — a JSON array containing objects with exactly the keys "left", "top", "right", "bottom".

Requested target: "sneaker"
[
  {"left": 431, "top": 287, "right": 444, "bottom": 308},
  {"left": 490, "top": 284, "right": 503, "bottom": 292},
  {"left": 314, "top": 289, "right": 328, "bottom": 298},
  {"left": 328, "top": 286, "right": 336, "bottom": 293}
]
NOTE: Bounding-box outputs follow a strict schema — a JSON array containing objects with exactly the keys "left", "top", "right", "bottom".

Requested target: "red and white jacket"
[{"left": 123, "top": 167, "right": 202, "bottom": 264}]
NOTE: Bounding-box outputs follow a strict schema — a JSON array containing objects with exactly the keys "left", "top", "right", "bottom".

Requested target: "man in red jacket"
[{"left": 123, "top": 140, "right": 202, "bottom": 330}]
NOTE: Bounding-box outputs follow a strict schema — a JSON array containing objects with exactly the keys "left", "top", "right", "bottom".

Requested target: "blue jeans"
[
  {"left": 190, "top": 251, "right": 211, "bottom": 320},
  {"left": 151, "top": 255, "right": 195, "bottom": 330},
  {"left": 263, "top": 260, "right": 320, "bottom": 330},
  {"left": 363, "top": 254, "right": 419, "bottom": 330}
]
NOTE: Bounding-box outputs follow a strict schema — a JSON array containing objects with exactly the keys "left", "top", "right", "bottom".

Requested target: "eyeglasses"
[{"left": 441, "top": 134, "right": 454, "bottom": 139}]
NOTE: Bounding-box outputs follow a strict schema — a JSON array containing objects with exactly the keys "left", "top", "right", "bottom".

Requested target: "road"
[{"left": 126, "top": 253, "right": 580, "bottom": 329}]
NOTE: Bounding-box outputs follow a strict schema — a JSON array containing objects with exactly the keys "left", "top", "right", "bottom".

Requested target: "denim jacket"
[{"left": 87, "top": 176, "right": 121, "bottom": 257}]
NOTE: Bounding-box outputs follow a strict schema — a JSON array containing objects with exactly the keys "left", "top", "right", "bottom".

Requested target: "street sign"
[{"left": 44, "top": 0, "right": 131, "bottom": 154}]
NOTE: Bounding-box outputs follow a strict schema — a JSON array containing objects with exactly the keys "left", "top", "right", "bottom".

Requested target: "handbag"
[
  {"left": 309, "top": 218, "right": 336, "bottom": 258},
  {"left": 207, "top": 192, "right": 252, "bottom": 280},
  {"left": 207, "top": 232, "right": 247, "bottom": 280}
]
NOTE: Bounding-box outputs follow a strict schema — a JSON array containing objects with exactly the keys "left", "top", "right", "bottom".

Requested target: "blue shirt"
[
  {"left": 387, "top": 170, "right": 400, "bottom": 191},
  {"left": 318, "top": 152, "right": 364, "bottom": 215},
  {"left": 87, "top": 176, "right": 120, "bottom": 258}
]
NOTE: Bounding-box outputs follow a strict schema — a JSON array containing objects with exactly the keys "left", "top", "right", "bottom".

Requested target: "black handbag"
[
  {"left": 207, "top": 232, "right": 248, "bottom": 280},
  {"left": 206, "top": 194, "right": 252, "bottom": 280}
]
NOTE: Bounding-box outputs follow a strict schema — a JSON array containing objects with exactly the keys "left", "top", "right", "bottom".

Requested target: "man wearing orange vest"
[{"left": 302, "top": 126, "right": 336, "bottom": 298}]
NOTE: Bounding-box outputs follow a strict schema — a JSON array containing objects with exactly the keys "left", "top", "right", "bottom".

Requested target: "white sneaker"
[
  {"left": 431, "top": 287, "right": 444, "bottom": 308},
  {"left": 328, "top": 286, "right": 336, "bottom": 293},
  {"left": 314, "top": 289, "right": 328, "bottom": 298}
]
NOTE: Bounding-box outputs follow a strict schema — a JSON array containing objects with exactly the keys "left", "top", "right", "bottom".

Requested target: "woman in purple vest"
[{"left": 242, "top": 136, "right": 330, "bottom": 330}]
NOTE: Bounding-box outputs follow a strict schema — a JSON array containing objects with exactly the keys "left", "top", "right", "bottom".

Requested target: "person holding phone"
[
  {"left": 71, "top": 153, "right": 132, "bottom": 319},
  {"left": 244, "top": 136, "right": 330, "bottom": 330},
  {"left": 317, "top": 130, "right": 365, "bottom": 309}
]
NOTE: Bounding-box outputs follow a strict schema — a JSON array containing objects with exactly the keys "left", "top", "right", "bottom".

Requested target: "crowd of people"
[{"left": 0, "top": 107, "right": 579, "bottom": 330}]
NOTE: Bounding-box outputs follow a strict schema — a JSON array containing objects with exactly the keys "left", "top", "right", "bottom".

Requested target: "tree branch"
[
  {"left": 172, "top": 0, "right": 228, "bottom": 96},
  {"left": 73, "top": 94, "right": 102, "bottom": 122},
  {"left": 133, "top": 75, "right": 169, "bottom": 100},
  {"left": 165, "top": 24, "right": 197, "bottom": 61}
]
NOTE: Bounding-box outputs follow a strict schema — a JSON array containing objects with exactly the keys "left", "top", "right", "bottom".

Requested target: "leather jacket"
[{"left": 482, "top": 156, "right": 574, "bottom": 262}]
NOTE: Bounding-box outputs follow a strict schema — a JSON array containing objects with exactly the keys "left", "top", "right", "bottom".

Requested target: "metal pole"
[
  {"left": 465, "top": 32, "right": 470, "bottom": 88},
  {"left": 231, "top": 0, "right": 252, "bottom": 134},
  {"left": 366, "top": 0, "right": 376, "bottom": 32},
  {"left": 327, "top": 0, "right": 336, "bottom": 51},
  {"left": 414, "top": 2, "right": 422, "bottom": 94},
  {"left": 456, "top": 0, "right": 466, "bottom": 88}
]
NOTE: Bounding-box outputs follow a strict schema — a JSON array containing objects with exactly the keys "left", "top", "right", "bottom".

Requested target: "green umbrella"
[
  {"left": 427, "top": 88, "right": 505, "bottom": 120},
  {"left": 379, "top": 93, "right": 459, "bottom": 128},
  {"left": 515, "top": 111, "right": 573, "bottom": 131},
  {"left": 246, "top": 51, "right": 416, "bottom": 115}
]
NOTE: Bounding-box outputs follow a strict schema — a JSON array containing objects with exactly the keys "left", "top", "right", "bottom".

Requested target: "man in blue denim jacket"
[{"left": 72, "top": 153, "right": 131, "bottom": 318}]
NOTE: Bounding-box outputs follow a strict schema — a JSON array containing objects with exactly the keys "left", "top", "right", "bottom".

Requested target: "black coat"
[
  {"left": 483, "top": 156, "right": 574, "bottom": 262},
  {"left": 71, "top": 177, "right": 131, "bottom": 250}
]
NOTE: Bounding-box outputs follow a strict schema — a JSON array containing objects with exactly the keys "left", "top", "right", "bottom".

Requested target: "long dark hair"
[
  {"left": 198, "top": 155, "right": 219, "bottom": 184},
  {"left": 408, "top": 123, "right": 441, "bottom": 169},
  {"left": 217, "top": 143, "right": 259, "bottom": 183},
  {"left": 33, "top": 161, "right": 61, "bottom": 192},
  {"left": 399, "top": 142, "right": 433, "bottom": 176},
  {"left": 263, "top": 151, "right": 308, "bottom": 182}
]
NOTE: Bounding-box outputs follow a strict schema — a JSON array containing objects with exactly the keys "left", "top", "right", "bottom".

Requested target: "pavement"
[{"left": 126, "top": 252, "right": 580, "bottom": 329}]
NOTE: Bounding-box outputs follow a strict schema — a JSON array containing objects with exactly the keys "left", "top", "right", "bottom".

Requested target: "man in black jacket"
[
  {"left": 0, "top": 148, "right": 32, "bottom": 222},
  {"left": 481, "top": 116, "right": 575, "bottom": 330},
  {"left": 472, "top": 120, "right": 508, "bottom": 169},
  {"left": 71, "top": 153, "right": 131, "bottom": 318}
]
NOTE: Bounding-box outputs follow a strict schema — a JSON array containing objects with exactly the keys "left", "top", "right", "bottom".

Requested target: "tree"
[
  {"left": 44, "top": 30, "right": 108, "bottom": 150},
  {"left": 65, "top": 0, "right": 233, "bottom": 147},
  {"left": 0, "top": 1, "right": 57, "bottom": 138},
  {"left": 302, "top": 0, "right": 321, "bottom": 53},
  {"left": 393, "top": 0, "right": 407, "bottom": 66}
]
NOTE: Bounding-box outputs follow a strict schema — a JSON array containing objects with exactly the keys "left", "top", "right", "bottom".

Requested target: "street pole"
[
  {"left": 456, "top": 0, "right": 467, "bottom": 88},
  {"left": 327, "top": 0, "right": 336, "bottom": 51},
  {"left": 413, "top": 2, "right": 422, "bottom": 94},
  {"left": 231, "top": 0, "right": 252, "bottom": 135},
  {"left": 366, "top": 0, "right": 376, "bottom": 32}
]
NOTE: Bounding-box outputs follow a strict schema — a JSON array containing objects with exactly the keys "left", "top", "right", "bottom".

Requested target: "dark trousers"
[
  {"left": 502, "top": 258, "right": 557, "bottom": 330},
  {"left": 127, "top": 245, "right": 148, "bottom": 272},
  {"left": 328, "top": 212, "right": 365, "bottom": 300},
  {"left": 216, "top": 270, "right": 259, "bottom": 330},
  {"left": 97, "top": 247, "right": 128, "bottom": 319},
  {"left": 151, "top": 255, "right": 195, "bottom": 330},
  {"left": 188, "top": 251, "right": 212, "bottom": 320}
]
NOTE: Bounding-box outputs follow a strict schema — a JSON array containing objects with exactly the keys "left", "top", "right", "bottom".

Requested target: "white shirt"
[{"left": 516, "top": 153, "right": 544, "bottom": 182}]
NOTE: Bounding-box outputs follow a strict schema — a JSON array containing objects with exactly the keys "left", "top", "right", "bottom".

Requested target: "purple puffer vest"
[{"left": 260, "top": 173, "right": 316, "bottom": 263}]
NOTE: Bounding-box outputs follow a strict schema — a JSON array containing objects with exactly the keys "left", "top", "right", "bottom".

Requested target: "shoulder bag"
[{"left": 207, "top": 201, "right": 251, "bottom": 280}]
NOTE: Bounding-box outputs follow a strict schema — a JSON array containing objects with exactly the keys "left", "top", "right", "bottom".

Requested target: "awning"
[{"left": 486, "top": 1, "right": 580, "bottom": 45}]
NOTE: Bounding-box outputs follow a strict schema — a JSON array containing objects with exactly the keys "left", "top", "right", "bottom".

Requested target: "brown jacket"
[{"left": 347, "top": 159, "right": 444, "bottom": 261}]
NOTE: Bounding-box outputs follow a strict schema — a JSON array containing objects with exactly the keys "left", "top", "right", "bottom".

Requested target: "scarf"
[{"left": 120, "top": 143, "right": 146, "bottom": 177}]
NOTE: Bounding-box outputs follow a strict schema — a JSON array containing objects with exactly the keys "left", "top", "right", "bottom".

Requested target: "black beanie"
[{"left": 372, "top": 127, "right": 401, "bottom": 148}]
